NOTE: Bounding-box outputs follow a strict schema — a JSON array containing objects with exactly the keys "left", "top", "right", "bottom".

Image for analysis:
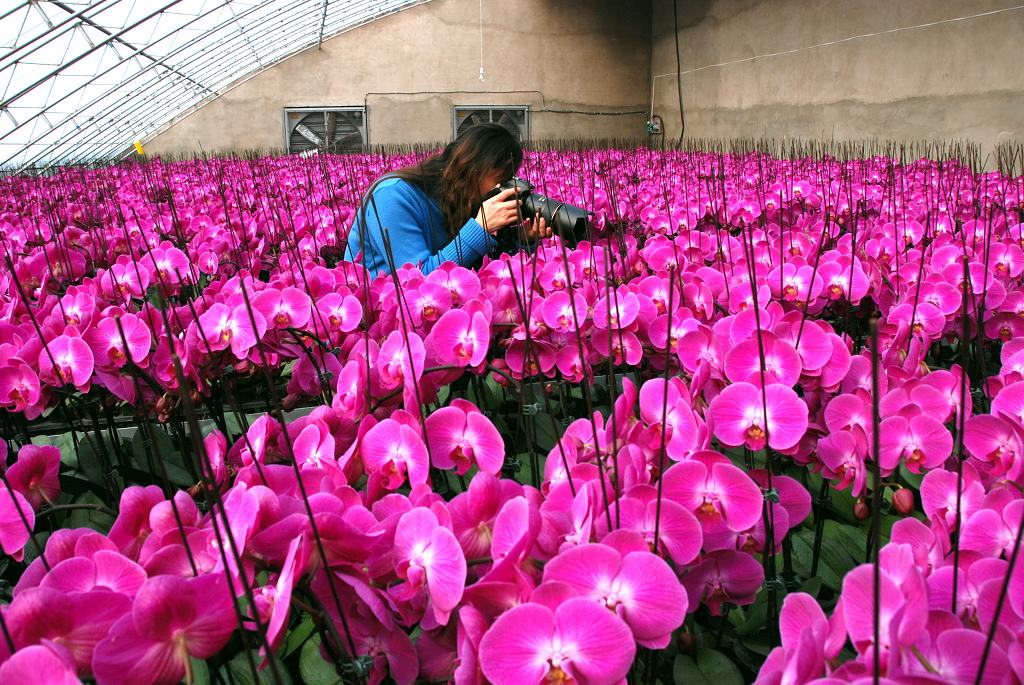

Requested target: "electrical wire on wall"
[
  {"left": 652, "top": 4, "right": 1024, "bottom": 82},
  {"left": 672, "top": 0, "right": 685, "bottom": 144},
  {"left": 478, "top": 0, "right": 485, "bottom": 82},
  {"left": 648, "top": 2, "right": 1024, "bottom": 145}
]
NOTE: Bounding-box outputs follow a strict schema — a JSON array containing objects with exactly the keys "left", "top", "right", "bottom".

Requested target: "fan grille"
[
  {"left": 286, "top": 108, "right": 367, "bottom": 153},
  {"left": 454, "top": 107, "right": 528, "bottom": 141}
]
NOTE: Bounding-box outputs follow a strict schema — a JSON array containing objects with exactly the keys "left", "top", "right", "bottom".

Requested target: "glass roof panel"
[{"left": 0, "top": 0, "right": 430, "bottom": 170}]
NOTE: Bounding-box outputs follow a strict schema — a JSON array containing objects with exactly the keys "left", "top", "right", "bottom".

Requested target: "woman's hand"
[
  {"left": 521, "top": 216, "right": 553, "bottom": 242},
  {"left": 476, "top": 187, "right": 521, "bottom": 234}
]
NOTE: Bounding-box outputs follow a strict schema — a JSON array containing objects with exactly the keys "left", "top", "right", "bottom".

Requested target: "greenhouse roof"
[{"left": 0, "top": 0, "right": 429, "bottom": 170}]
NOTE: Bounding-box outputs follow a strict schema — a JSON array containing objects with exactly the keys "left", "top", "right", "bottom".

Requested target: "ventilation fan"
[
  {"left": 454, "top": 107, "right": 528, "bottom": 141},
  {"left": 286, "top": 108, "right": 366, "bottom": 154}
]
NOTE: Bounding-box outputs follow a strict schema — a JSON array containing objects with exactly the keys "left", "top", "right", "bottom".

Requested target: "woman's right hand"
[{"left": 476, "top": 187, "right": 521, "bottom": 234}]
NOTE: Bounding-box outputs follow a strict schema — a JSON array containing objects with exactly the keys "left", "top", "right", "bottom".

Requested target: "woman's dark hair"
[{"left": 390, "top": 123, "right": 523, "bottom": 236}]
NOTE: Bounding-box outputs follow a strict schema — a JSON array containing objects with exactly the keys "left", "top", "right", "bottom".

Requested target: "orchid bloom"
[
  {"left": 425, "top": 399, "right": 505, "bottom": 475},
  {"left": 478, "top": 597, "right": 635, "bottom": 685},
  {"left": 361, "top": 418, "right": 429, "bottom": 489},
  {"left": 542, "top": 543, "right": 688, "bottom": 648},
  {"left": 92, "top": 574, "right": 237, "bottom": 685},
  {"left": 394, "top": 507, "right": 468, "bottom": 625},
  {"left": 708, "top": 381, "right": 808, "bottom": 451}
]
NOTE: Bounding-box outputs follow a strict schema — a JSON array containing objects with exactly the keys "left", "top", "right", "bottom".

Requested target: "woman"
[{"left": 344, "top": 123, "right": 551, "bottom": 276}]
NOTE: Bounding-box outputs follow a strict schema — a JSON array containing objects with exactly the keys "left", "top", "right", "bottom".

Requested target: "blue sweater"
[{"left": 344, "top": 177, "right": 496, "bottom": 277}]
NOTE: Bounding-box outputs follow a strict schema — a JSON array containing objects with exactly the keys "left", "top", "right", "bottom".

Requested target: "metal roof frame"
[{"left": 0, "top": 0, "right": 431, "bottom": 170}]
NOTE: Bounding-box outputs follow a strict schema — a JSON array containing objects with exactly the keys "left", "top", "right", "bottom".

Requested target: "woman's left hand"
[{"left": 521, "top": 216, "right": 554, "bottom": 242}]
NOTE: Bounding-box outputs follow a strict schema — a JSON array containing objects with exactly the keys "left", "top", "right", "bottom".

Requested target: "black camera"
[{"left": 483, "top": 177, "right": 592, "bottom": 250}]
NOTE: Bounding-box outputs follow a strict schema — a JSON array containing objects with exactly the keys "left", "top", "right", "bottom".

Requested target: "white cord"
[
  {"left": 652, "top": 3, "right": 1024, "bottom": 80},
  {"left": 479, "top": 0, "right": 485, "bottom": 81}
]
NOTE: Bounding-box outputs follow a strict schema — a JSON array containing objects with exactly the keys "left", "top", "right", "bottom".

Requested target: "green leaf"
[
  {"left": 822, "top": 520, "right": 866, "bottom": 560},
  {"left": 22, "top": 531, "right": 50, "bottom": 565},
  {"left": 735, "top": 637, "right": 774, "bottom": 657},
  {"left": 67, "top": 491, "right": 116, "bottom": 533},
  {"left": 805, "top": 471, "right": 859, "bottom": 525},
  {"left": 74, "top": 436, "right": 107, "bottom": 487},
  {"left": 790, "top": 521, "right": 866, "bottom": 591},
  {"left": 48, "top": 432, "right": 79, "bottom": 468},
  {"left": 283, "top": 616, "right": 316, "bottom": 658},
  {"left": 733, "top": 601, "right": 767, "bottom": 636},
  {"left": 220, "top": 653, "right": 293, "bottom": 685},
  {"left": 466, "top": 377, "right": 497, "bottom": 411},
  {"left": 791, "top": 530, "right": 839, "bottom": 590},
  {"left": 532, "top": 412, "right": 558, "bottom": 452},
  {"left": 899, "top": 463, "right": 924, "bottom": 490},
  {"left": 799, "top": 575, "right": 823, "bottom": 598},
  {"left": 300, "top": 636, "right": 343, "bottom": 685},
  {"left": 130, "top": 426, "right": 194, "bottom": 487},
  {"left": 791, "top": 525, "right": 862, "bottom": 592},
  {"left": 673, "top": 649, "right": 744, "bottom": 685},
  {"left": 189, "top": 657, "right": 210, "bottom": 685}
]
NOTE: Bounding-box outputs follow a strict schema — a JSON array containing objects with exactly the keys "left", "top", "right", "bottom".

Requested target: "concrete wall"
[
  {"left": 145, "top": 0, "right": 651, "bottom": 155},
  {"left": 651, "top": 0, "right": 1024, "bottom": 152}
]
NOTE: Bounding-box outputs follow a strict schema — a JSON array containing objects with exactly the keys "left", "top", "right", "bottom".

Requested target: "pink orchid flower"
[
  {"left": 394, "top": 507, "right": 467, "bottom": 626},
  {"left": 724, "top": 332, "right": 803, "bottom": 387},
  {"left": 425, "top": 399, "right": 505, "bottom": 475},
  {"left": 107, "top": 485, "right": 167, "bottom": 560},
  {"left": 8, "top": 586, "right": 130, "bottom": 674},
  {"left": 877, "top": 414, "right": 952, "bottom": 473},
  {"left": 92, "top": 574, "right": 237, "bottom": 685},
  {"left": 361, "top": 417, "right": 429, "bottom": 490},
  {"left": 0, "top": 360, "right": 42, "bottom": 414},
  {"left": 709, "top": 381, "right": 808, "bottom": 451},
  {"left": 662, "top": 453, "right": 764, "bottom": 533},
  {"left": 0, "top": 644, "right": 82, "bottom": 685},
  {"left": 0, "top": 485, "right": 35, "bottom": 561},
  {"left": 543, "top": 542, "right": 688, "bottom": 648},
  {"left": 85, "top": 314, "right": 152, "bottom": 369},
  {"left": 600, "top": 486, "right": 703, "bottom": 566},
  {"left": 252, "top": 286, "right": 312, "bottom": 330},
  {"left": 6, "top": 444, "right": 61, "bottom": 509},
  {"left": 428, "top": 308, "right": 491, "bottom": 367},
  {"left": 38, "top": 333, "right": 93, "bottom": 390},
  {"left": 478, "top": 597, "right": 636, "bottom": 685},
  {"left": 682, "top": 549, "right": 765, "bottom": 615},
  {"left": 377, "top": 329, "right": 426, "bottom": 390},
  {"left": 196, "top": 302, "right": 266, "bottom": 359},
  {"left": 39, "top": 549, "right": 146, "bottom": 597}
]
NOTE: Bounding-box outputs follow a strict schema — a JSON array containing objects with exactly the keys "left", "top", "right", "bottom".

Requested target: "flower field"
[{"left": 1, "top": 142, "right": 1023, "bottom": 684}]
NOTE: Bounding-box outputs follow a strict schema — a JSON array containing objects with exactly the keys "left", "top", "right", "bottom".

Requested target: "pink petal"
[
  {"left": 712, "top": 461, "right": 765, "bottom": 533},
  {"left": 779, "top": 592, "right": 827, "bottom": 652},
  {"left": 181, "top": 573, "right": 238, "bottom": 658},
  {"left": 708, "top": 382, "right": 760, "bottom": 447},
  {"left": 426, "top": 525, "right": 468, "bottom": 619},
  {"left": 93, "top": 615, "right": 182, "bottom": 685},
  {"left": 542, "top": 543, "right": 622, "bottom": 591},
  {"left": 131, "top": 575, "right": 197, "bottom": 642},
  {"left": 0, "top": 644, "right": 82, "bottom": 685},
  {"left": 425, "top": 406, "right": 467, "bottom": 470},
  {"left": 764, "top": 384, "right": 808, "bottom": 450},
  {"left": 478, "top": 602, "right": 554, "bottom": 684},
  {"left": 466, "top": 412, "right": 505, "bottom": 475},
  {"left": 554, "top": 597, "right": 635, "bottom": 684},
  {"left": 933, "top": 628, "right": 1009, "bottom": 685},
  {"left": 649, "top": 499, "right": 703, "bottom": 566},
  {"left": 616, "top": 551, "right": 688, "bottom": 645},
  {"left": 908, "top": 414, "right": 952, "bottom": 470},
  {"left": 0, "top": 486, "right": 34, "bottom": 561},
  {"left": 840, "top": 565, "right": 902, "bottom": 653},
  {"left": 530, "top": 581, "right": 580, "bottom": 611},
  {"left": 491, "top": 496, "right": 539, "bottom": 563}
]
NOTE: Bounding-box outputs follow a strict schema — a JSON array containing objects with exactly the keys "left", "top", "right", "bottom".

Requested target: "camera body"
[{"left": 483, "top": 177, "right": 592, "bottom": 250}]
